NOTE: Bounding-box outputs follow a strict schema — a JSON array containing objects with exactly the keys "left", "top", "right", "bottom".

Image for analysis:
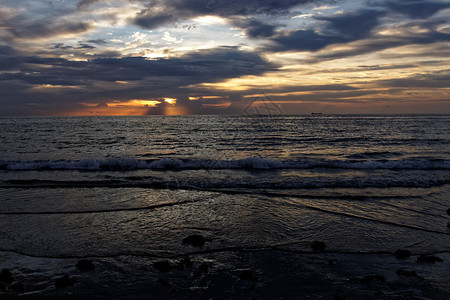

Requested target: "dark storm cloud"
[
  {"left": 52, "top": 43, "right": 74, "bottom": 50},
  {"left": 192, "top": 0, "right": 312, "bottom": 15},
  {"left": 77, "top": 0, "right": 103, "bottom": 10},
  {"left": 0, "top": 3, "right": 86, "bottom": 41},
  {"left": 266, "top": 10, "right": 384, "bottom": 52},
  {"left": 232, "top": 18, "right": 278, "bottom": 38},
  {"left": 87, "top": 39, "right": 108, "bottom": 45},
  {"left": 383, "top": 0, "right": 450, "bottom": 18},
  {"left": 48, "top": 44, "right": 119, "bottom": 60},
  {"left": 75, "top": 46, "right": 277, "bottom": 83},
  {"left": 316, "top": 10, "right": 384, "bottom": 40},
  {"left": 134, "top": 12, "right": 177, "bottom": 30},
  {"left": 0, "top": 45, "right": 17, "bottom": 56},
  {"left": 269, "top": 29, "right": 340, "bottom": 51},
  {"left": 258, "top": 1, "right": 449, "bottom": 53},
  {"left": 7, "top": 20, "right": 92, "bottom": 39},
  {"left": 87, "top": 51, "right": 123, "bottom": 59},
  {"left": 0, "top": 55, "right": 22, "bottom": 71},
  {"left": 309, "top": 25, "right": 450, "bottom": 62},
  {"left": 133, "top": 0, "right": 316, "bottom": 29},
  {"left": 0, "top": 46, "right": 277, "bottom": 100},
  {"left": 77, "top": 43, "right": 96, "bottom": 49},
  {"left": 265, "top": 4, "right": 450, "bottom": 59}
]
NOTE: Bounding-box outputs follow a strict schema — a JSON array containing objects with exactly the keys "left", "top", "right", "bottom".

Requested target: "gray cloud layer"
[
  {"left": 264, "top": 2, "right": 450, "bottom": 53},
  {"left": 1, "top": 0, "right": 449, "bottom": 115},
  {"left": 133, "top": 0, "right": 316, "bottom": 29},
  {"left": 0, "top": 46, "right": 276, "bottom": 85}
]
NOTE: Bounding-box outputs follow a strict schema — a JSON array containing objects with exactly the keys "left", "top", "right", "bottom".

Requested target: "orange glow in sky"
[{"left": 164, "top": 98, "right": 177, "bottom": 105}]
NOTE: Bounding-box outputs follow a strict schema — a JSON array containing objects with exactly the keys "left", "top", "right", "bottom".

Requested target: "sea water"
[{"left": 1, "top": 115, "right": 449, "bottom": 298}]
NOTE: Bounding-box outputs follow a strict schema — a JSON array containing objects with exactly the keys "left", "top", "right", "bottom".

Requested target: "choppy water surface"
[{"left": 1, "top": 115, "right": 449, "bottom": 298}]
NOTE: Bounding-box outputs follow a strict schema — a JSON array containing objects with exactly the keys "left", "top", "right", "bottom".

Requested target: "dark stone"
[
  {"left": 55, "top": 275, "right": 76, "bottom": 289},
  {"left": 396, "top": 269, "right": 423, "bottom": 279},
  {"left": 182, "top": 234, "right": 206, "bottom": 247},
  {"left": 181, "top": 256, "right": 193, "bottom": 268},
  {"left": 360, "top": 275, "right": 385, "bottom": 284},
  {"left": 76, "top": 259, "right": 95, "bottom": 271},
  {"left": 0, "top": 282, "right": 6, "bottom": 292},
  {"left": 328, "top": 259, "right": 335, "bottom": 266},
  {"left": 157, "top": 278, "right": 171, "bottom": 288},
  {"left": 175, "top": 256, "right": 193, "bottom": 270},
  {"left": 192, "top": 269, "right": 203, "bottom": 278},
  {"left": 311, "top": 240, "right": 326, "bottom": 252},
  {"left": 374, "top": 290, "right": 385, "bottom": 297},
  {"left": 447, "top": 208, "right": 450, "bottom": 216},
  {"left": 447, "top": 221, "right": 450, "bottom": 228},
  {"left": 198, "top": 263, "right": 209, "bottom": 273},
  {"left": 10, "top": 281, "right": 25, "bottom": 293},
  {"left": 0, "top": 269, "right": 13, "bottom": 284},
  {"left": 239, "top": 270, "right": 258, "bottom": 282},
  {"left": 174, "top": 262, "right": 185, "bottom": 271},
  {"left": 154, "top": 260, "right": 172, "bottom": 273},
  {"left": 394, "top": 249, "right": 411, "bottom": 260},
  {"left": 417, "top": 254, "right": 443, "bottom": 263},
  {"left": 333, "top": 295, "right": 346, "bottom": 300}
]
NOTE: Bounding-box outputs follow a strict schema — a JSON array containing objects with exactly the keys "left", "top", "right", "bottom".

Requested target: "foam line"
[{"left": 1, "top": 156, "right": 450, "bottom": 171}]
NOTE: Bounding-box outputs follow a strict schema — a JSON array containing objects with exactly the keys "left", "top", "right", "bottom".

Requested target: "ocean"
[{"left": 1, "top": 115, "right": 449, "bottom": 299}]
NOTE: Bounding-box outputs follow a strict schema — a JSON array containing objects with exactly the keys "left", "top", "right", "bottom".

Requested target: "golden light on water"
[{"left": 163, "top": 104, "right": 190, "bottom": 115}]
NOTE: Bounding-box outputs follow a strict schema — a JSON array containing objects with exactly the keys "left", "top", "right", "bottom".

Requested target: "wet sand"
[{"left": 1, "top": 245, "right": 449, "bottom": 299}]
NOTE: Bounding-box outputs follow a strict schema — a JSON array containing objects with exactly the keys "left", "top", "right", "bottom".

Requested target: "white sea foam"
[{"left": 1, "top": 156, "right": 450, "bottom": 171}]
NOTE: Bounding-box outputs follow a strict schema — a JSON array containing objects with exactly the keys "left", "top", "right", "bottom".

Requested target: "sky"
[{"left": 0, "top": 0, "right": 449, "bottom": 116}]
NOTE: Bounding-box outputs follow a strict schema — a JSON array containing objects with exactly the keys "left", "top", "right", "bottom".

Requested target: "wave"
[{"left": 1, "top": 156, "right": 450, "bottom": 171}]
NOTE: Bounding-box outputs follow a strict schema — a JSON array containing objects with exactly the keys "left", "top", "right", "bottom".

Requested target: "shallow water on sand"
[
  {"left": 1, "top": 186, "right": 449, "bottom": 257},
  {"left": 1, "top": 185, "right": 449, "bottom": 298}
]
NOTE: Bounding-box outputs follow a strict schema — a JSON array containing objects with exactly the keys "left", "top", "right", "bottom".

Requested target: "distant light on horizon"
[{"left": 164, "top": 98, "right": 177, "bottom": 105}]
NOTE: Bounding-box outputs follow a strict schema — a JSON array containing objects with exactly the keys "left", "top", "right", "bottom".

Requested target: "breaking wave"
[{"left": 1, "top": 156, "right": 450, "bottom": 171}]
